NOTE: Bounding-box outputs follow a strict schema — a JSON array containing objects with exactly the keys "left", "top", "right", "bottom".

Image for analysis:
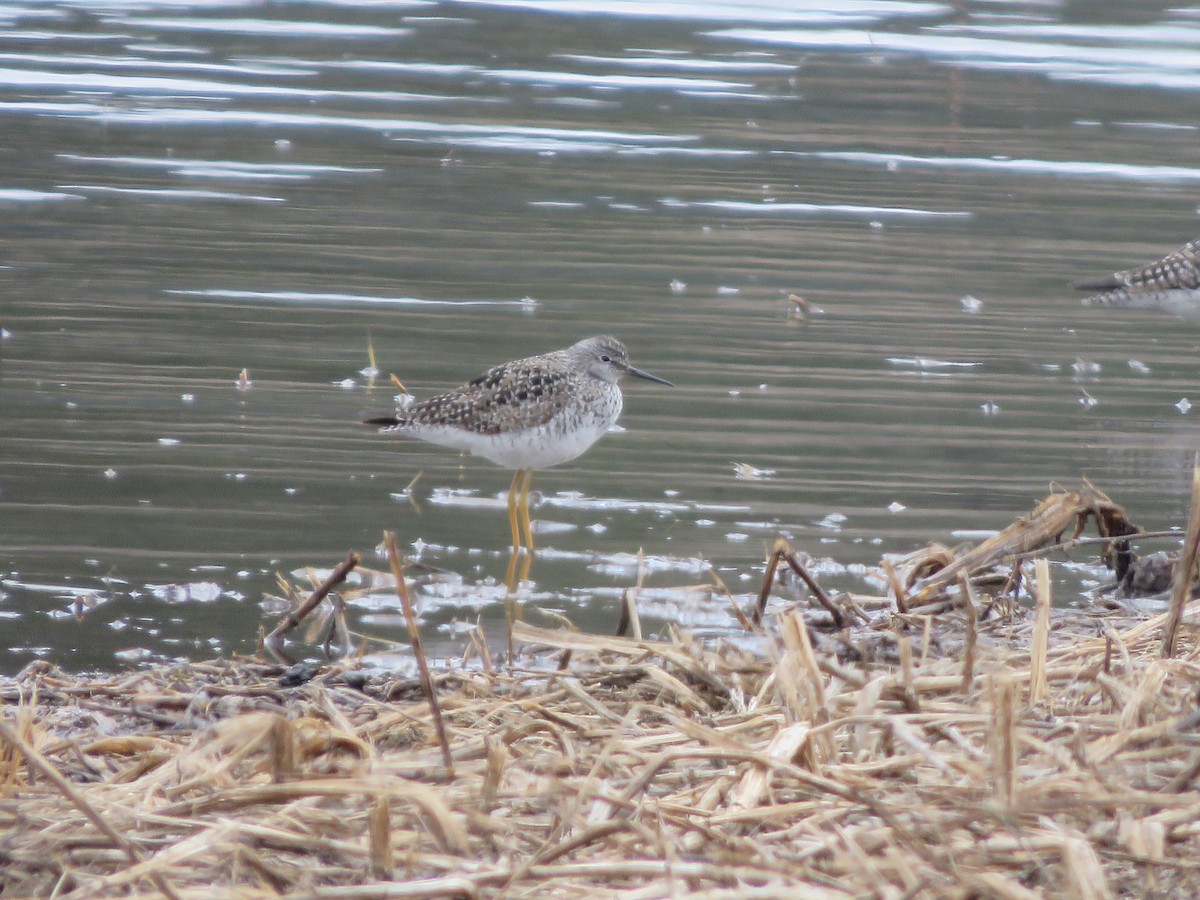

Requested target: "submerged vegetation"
[{"left": 4, "top": 480, "right": 1200, "bottom": 896}]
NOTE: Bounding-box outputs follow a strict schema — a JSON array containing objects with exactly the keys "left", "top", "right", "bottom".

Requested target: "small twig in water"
[
  {"left": 384, "top": 531, "right": 454, "bottom": 775},
  {"left": 755, "top": 539, "right": 846, "bottom": 629},
  {"left": 267, "top": 552, "right": 360, "bottom": 643}
]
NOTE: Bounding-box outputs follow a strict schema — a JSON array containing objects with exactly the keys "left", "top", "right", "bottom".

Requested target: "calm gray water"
[{"left": 3, "top": 0, "right": 1200, "bottom": 671}]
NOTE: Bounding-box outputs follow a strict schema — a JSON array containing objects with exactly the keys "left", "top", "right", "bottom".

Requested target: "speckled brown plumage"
[
  {"left": 1076, "top": 238, "right": 1200, "bottom": 314},
  {"left": 391, "top": 352, "right": 588, "bottom": 436}
]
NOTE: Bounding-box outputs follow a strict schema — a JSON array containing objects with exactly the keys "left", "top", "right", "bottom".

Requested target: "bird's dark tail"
[
  {"left": 1071, "top": 275, "right": 1122, "bottom": 292},
  {"left": 363, "top": 415, "right": 400, "bottom": 428}
]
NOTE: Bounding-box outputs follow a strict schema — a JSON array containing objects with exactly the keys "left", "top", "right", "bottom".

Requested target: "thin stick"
[
  {"left": 368, "top": 795, "right": 394, "bottom": 879},
  {"left": 777, "top": 541, "right": 847, "bottom": 629},
  {"left": 990, "top": 676, "right": 1017, "bottom": 806},
  {"left": 883, "top": 558, "right": 908, "bottom": 613},
  {"left": 0, "top": 719, "right": 182, "bottom": 900},
  {"left": 958, "top": 574, "right": 977, "bottom": 696},
  {"left": 1163, "top": 455, "right": 1200, "bottom": 659},
  {"left": 752, "top": 543, "right": 785, "bottom": 626},
  {"left": 384, "top": 531, "right": 454, "bottom": 775},
  {"left": 621, "top": 586, "right": 642, "bottom": 641},
  {"left": 627, "top": 548, "right": 646, "bottom": 641},
  {"left": 268, "top": 552, "right": 360, "bottom": 642},
  {"left": 710, "top": 568, "right": 753, "bottom": 630},
  {"left": 1030, "top": 559, "right": 1051, "bottom": 703}
]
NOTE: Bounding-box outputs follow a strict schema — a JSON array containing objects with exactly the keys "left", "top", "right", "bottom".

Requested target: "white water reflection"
[
  {"left": 797, "top": 151, "right": 1200, "bottom": 184},
  {"left": 0, "top": 188, "right": 84, "bottom": 202},
  {"left": 167, "top": 289, "right": 540, "bottom": 307},
  {"left": 664, "top": 199, "right": 972, "bottom": 219},
  {"left": 111, "top": 17, "right": 411, "bottom": 38},
  {"left": 62, "top": 185, "right": 289, "bottom": 202},
  {"left": 457, "top": 0, "right": 950, "bottom": 25},
  {"left": 713, "top": 24, "right": 1200, "bottom": 89},
  {"left": 60, "top": 154, "right": 382, "bottom": 176}
]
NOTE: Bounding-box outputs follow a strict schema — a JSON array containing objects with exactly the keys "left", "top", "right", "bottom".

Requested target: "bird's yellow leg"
[
  {"left": 505, "top": 547, "right": 519, "bottom": 595},
  {"left": 518, "top": 469, "right": 535, "bottom": 553},
  {"left": 517, "top": 551, "right": 533, "bottom": 588},
  {"left": 506, "top": 469, "right": 524, "bottom": 554}
]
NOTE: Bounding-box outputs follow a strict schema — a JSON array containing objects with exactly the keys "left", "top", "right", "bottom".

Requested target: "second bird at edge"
[
  {"left": 364, "top": 335, "right": 674, "bottom": 552},
  {"left": 1075, "top": 237, "right": 1200, "bottom": 318}
]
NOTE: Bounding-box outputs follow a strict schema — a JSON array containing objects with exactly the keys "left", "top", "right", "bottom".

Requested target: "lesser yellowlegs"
[
  {"left": 364, "top": 335, "right": 673, "bottom": 552},
  {"left": 1075, "top": 237, "right": 1200, "bottom": 317}
]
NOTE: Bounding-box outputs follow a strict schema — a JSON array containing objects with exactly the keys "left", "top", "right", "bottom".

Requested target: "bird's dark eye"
[{"left": 601, "top": 355, "right": 611, "bottom": 362}]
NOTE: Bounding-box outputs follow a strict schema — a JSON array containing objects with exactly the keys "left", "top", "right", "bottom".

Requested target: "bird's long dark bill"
[{"left": 627, "top": 365, "right": 674, "bottom": 387}]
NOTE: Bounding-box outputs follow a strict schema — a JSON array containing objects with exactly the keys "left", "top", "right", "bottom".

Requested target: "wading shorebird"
[
  {"left": 364, "top": 335, "right": 673, "bottom": 554},
  {"left": 1075, "top": 237, "right": 1200, "bottom": 318}
]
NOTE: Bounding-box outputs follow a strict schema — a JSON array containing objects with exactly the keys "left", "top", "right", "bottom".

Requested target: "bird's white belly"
[{"left": 400, "top": 418, "right": 614, "bottom": 470}]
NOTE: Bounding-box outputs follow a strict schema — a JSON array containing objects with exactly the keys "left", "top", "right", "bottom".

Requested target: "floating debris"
[
  {"left": 815, "top": 512, "right": 847, "bottom": 531},
  {"left": 1178, "top": 398, "right": 1192, "bottom": 414},
  {"left": 147, "top": 581, "right": 222, "bottom": 604},
  {"left": 887, "top": 500, "right": 906, "bottom": 513},
  {"left": 156, "top": 437, "right": 181, "bottom": 446},
  {"left": 732, "top": 461, "right": 776, "bottom": 481},
  {"left": 235, "top": 368, "right": 252, "bottom": 391},
  {"left": 669, "top": 278, "right": 686, "bottom": 294},
  {"left": 787, "top": 292, "right": 825, "bottom": 321},
  {"left": 1078, "top": 388, "right": 1098, "bottom": 409},
  {"left": 1128, "top": 359, "right": 1151, "bottom": 374},
  {"left": 959, "top": 294, "right": 983, "bottom": 313},
  {"left": 980, "top": 400, "right": 1000, "bottom": 415}
]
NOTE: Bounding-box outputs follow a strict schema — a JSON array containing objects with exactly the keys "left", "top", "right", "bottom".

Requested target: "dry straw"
[{"left": 3, "top": 482, "right": 1200, "bottom": 897}]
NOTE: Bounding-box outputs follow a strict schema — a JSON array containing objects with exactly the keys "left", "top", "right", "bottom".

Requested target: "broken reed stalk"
[
  {"left": 958, "top": 574, "right": 977, "bottom": 695},
  {"left": 897, "top": 635, "right": 918, "bottom": 712},
  {"left": 616, "top": 549, "right": 646, "bottom": 640},
  {"left": 0, "top": 719, "right": 183, "bottom": 900},
  {"left": 631, "top": 548, "right": 645, "bottom": 640},
  {"left": 383, "top": 531, "right": 454, "bottom": 775},
  {"left": 883, "top": 558, "right": 908, "bottom": 613},
  {"left": 989, "top": 675, "right": 1018, "bottom": 807},
  {"left": 753, "top": 543, "right": 785, "bottom": 626},
  {"left": 1030, "top": 559, "right": 1051, "bottom": 703},
  {"left": 1162, "top": 454, "right": 1200, "bottom": 659},
  {"left": 780, "top": 611, "right": 831, "bottom": 755},
  {"left": 616, "top": 588, "right": 642, "bottom": 640},
  {"left": 709, "top": 569, "right": 754, "bottom": 630},
  {"left": 756, "top": 539, "right": 846, "bottom": 628},
  {"left": 368, "top": 795, "right": 394, "bottom": 879},
  {"left": 268, "top": 551, "right": 360, "bottom": 642}
]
